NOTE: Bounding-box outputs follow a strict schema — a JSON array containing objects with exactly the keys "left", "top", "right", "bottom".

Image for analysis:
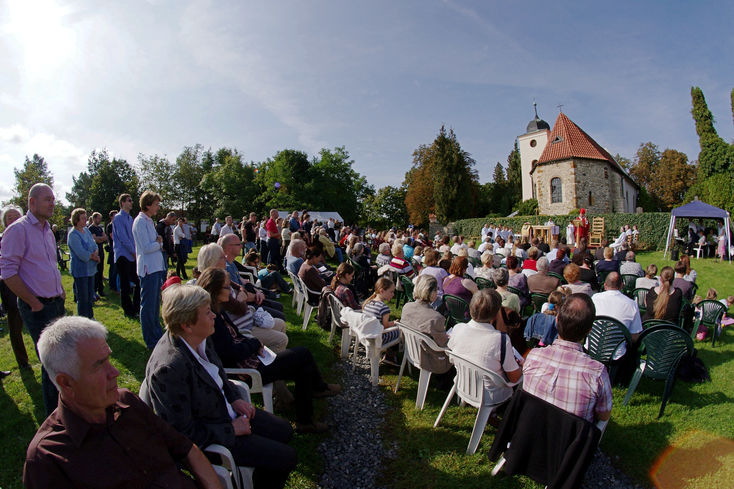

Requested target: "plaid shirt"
[{"left": 522, "top": 339, "right": 612, "bottom": 422}]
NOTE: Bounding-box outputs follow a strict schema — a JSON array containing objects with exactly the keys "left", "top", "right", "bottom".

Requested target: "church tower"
[{"left": 517, "top": 103, "right": 550, "bottom": 201}]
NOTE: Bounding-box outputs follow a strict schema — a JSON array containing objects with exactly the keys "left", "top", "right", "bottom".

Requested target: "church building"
[{"left": 517, "top": 106, "right": 638, "bottom": 215}]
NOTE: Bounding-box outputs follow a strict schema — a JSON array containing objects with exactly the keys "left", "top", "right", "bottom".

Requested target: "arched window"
[{"left": 551, "top": 177, "right": 562, "bottom": 203}]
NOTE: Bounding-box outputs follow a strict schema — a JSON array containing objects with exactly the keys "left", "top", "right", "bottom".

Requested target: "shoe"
[
  {"left": 0, "top": 371, "right": 11, "bottom": 380},
  {"left": 295, "top": 421, "right": 329, "bottom": 433},
  {"left": 313, "top": 383, "right": 341, "bottom": 398}
]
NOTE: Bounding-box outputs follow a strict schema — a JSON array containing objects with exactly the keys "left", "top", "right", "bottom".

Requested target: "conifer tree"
[{"left": 690, "top": 86, "right": 732, "bottom": 178}]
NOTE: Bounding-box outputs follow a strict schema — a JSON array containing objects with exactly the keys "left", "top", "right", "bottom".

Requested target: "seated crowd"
[{"left": 17, "top": 205, "right": 734, "bottom": 488}]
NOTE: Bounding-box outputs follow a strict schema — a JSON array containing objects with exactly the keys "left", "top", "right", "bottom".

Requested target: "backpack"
[{"left": 676, "top": 348, "right": 710, "bottom": 383}]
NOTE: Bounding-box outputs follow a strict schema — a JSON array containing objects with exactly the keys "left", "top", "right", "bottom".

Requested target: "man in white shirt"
[
  {"left": 219, "top": 216, "right": 234, "bottom": 237},
  {"left": 209, "top": 218, "right": 222, "bottom": 242},
  {"left": 478, "top": 236, "right": 493, "bottom": 254},
  {"left": 481, "top": 224, "right": 489, "bottom": 241},
  {"left": 450, "top": 235, "right": 467, "bottom": 255},
  {"left": 591, "top": 272, "right": 643, "bottom": 342}
]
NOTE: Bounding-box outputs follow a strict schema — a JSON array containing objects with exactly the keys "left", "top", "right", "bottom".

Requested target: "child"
[
  {"left": 245, "top": 250, "right": 292, "bottom": 293},
  {"left": 362, "top": 277, "right": 401, "bottom": 363}
]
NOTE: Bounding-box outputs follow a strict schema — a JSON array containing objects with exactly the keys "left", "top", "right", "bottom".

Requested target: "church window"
[
  {"left": 604, "top": 168, "right": 608, "bottom": 179},
  {"left": 551, "top": 177, "right": 562, "bottom": 203},
  {"left": 530, "top": 139, "right": 537, "bottom": 148},
  {"left": 588, "top": 191, "right": 593, "bottom": 206}
]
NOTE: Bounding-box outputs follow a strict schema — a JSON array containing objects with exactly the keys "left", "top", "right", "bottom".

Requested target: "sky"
[{"left": 1, "top": 0, "right": 733, "bottom": 205}]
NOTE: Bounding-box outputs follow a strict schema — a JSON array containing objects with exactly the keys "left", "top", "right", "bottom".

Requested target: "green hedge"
[{"left": 452, "top": 213, "right": 681, "bottom": 251}]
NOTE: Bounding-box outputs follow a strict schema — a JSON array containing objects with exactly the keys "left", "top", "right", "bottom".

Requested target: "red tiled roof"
[{"left": 537, "top": 113, "right": 617, "bottom": 165}]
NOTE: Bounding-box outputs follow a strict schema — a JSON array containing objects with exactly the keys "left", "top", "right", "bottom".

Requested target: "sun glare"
[{"left": 4, "top": 0, "right": 76, "bottom": 74}]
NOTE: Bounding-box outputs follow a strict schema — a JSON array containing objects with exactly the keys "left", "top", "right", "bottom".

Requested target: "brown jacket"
[
  {"left": 527, "top": 272, "right": 560, "bottom": 295},
  {"left": 400, "top": 301, "right": 451, "bottom": 373}
]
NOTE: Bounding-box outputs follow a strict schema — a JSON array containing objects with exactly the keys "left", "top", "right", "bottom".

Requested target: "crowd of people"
[{"left": 2, "top": 183, "right": 733, "bottom": 488}]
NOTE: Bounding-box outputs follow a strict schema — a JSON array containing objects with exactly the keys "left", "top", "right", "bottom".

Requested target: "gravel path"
[{"left": 318, "top": 356, "right": 647, "bottom": 489}]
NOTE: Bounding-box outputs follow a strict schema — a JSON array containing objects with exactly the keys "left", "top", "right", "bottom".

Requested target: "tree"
[
  {"left": 137, "top": 154, "right": 175, "bottom": 207},
  {"left": 9, "top": 154, "right": 54, "bottom": 211},
  {"left": 690, "top": 86, "right": 733, "bottom": 179},
  {"left": 254, "top": 149, "right": 313, "bottom": 212},
  {"left": 200, "top": 148, "right": 260, "bottom": 219},
  {"left": 404, "top": 126, "right": 478, "bottom": 226},
  {"left": 505, "top": 140, "right": 522, "bottom": 207},
  {"left": 363, "top": 185, "right": 409, "bottom": 229},
  {"left": 67, "top": 149, "right": 140, "bottom": 218},
  {"left": 613, "top": 153, "right": 632, "bottom": 170},
  {"left": 628, "top": 142, "right": 696, "bottom": 211},
  {"left": 175, "top": 144, "right": 212, "bottom": 220}
]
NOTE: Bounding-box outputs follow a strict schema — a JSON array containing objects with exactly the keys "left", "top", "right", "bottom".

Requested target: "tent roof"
[
  {"left": 671, "top": 200, "right": 729, "bottom": 219},
  {"left": 276, "top": 211, "right": 344, "bottom": 223}
]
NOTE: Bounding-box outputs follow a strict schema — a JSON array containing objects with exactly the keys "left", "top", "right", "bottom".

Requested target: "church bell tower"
[{"left": 517, "top": 103, "right": 550, "bottom": 201}]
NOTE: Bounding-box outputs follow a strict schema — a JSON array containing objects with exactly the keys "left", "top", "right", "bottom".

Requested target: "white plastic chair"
[
  {"left": 138, "top": 378, "right": 255, "bottom": 489},
  {"left": 224, "top": 368, "right": 274, "bottom": 413},
  {"left": 433, "top": 351, "right": 519, "bottom": 455},
  {"left": 326, "top": 293, "right": 346, "bottom": 344},
  {"left": 394, "top": 321, "right": 448, "bottom": 410},
  {"left": 693, "top": 241, "right": 705, "bottom": 259},
  {"left": 287, "top": 271, "right": 305, "bottom": 315},
  {"left": 351, "top": 325, "right": 402, "bottom": 386},
  {"left": 298, "top": 276, "right": 321, "bottom": 331}
]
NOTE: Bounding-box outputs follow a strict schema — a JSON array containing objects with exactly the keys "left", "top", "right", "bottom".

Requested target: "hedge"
[{"left": 452, "top": 213, "right": 684, "bottom": 251}]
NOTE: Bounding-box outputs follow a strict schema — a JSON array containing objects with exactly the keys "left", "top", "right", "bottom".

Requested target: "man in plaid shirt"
[{"left": 522, "top": 294, "right": 612, "bottom": 423}]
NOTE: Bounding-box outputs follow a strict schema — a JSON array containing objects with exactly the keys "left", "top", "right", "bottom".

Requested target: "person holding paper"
[
  {"left": 145, "top": 282, "right": 296, "bottom": 488},
  {"left": 197, "top": 267, "right": 341, "bottom": 433}
]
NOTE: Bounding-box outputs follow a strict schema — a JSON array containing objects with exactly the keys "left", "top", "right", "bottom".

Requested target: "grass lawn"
[{"left": 1, "top": 249, "right": 733, "bottom": 488}]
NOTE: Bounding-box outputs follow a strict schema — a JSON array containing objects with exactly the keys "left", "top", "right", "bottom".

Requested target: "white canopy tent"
[{"left": 663, "top": 199, "right": 731, "bottom": 262}]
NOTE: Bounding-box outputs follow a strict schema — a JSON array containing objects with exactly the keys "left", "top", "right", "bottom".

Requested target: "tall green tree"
[
  {"left": 628, "top": 142, "right": 696, "bottom": 211},
  {"left": 200, "top": 148, "right": 259, "bottom": 219},
  {"left": 137, "top": 154, "right": 175, "bottom": 207},
  {"left": 9, "top": 154, "right": 54, "bottom": 211},
  {"left": 505, "top": 140, "right": 522, "bottom": 207},
  {"left": 254, "top": 149, "right": 313, "bottom": 212},
  {"left": 175, "top": 144, "right": 212, "bottom": 220},
  {"left": 404, "top": 126, "right": 478, "bottom": 226},
  {"left": 363, "top": 185, "right": 408, "bottom": 229},
  {"left": 690, "top": 86, "right": 733, "bottom": 179},
  {"left": 67, "top": 149, "right": 140, "bottom": 218}
]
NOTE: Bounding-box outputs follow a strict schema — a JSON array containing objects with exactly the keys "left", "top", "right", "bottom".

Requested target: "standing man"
[
  {"left": 88, "top": 212, "right": 107, "bottom": 298},
  {"left": 209, "top": 217, "right": 222, "bottom": 243},
  {"left": 242, "top": 212, "right": 258, "bottom": 251},
  {"left": 156, "top": 211, "right": 177, "bottom": 268},
  {"left": 106, "top": 210, "right": 118, "bottom": 293},
  {"left": 113, "top": 194, "right": 140, "bottom": 319},
  {"left": 133, "top": 191, "right": 166, "bottom": 349},
  {"left": 266, "top": 209, "right": 281, "bottom": 269},
  {"left": 289, "top": 211, "right": 300, "bottom": 233},
  {"left": 219, "top": 215, "right": 234, "bottom": 237},
  {"left": 0, "top": 183, "right": 65, "bottom": 414}
]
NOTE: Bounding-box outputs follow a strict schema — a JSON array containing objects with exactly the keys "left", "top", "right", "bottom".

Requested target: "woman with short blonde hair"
[{"left": 161, "top": 283, "right": 210, "bottom": 336}]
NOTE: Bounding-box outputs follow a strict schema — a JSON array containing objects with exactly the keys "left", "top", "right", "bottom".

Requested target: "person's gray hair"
[
  {"left": 353, "top": 242, "right": 364, "bottom": 255},
  {"left": 391, "top": 242, "right": 404, "bottom": 256},
  {"left": 162, "top": 284, "right": 211, "bottom": 336},
  {"left": 379, "top": 242, "right": 390, "bottom": 254},
  {"left": 198, "top": 243, "right": 225, "bottom": 270},
  {"left": 413, "top": 274, "right": 438, "bottom": 303},
  {"left": 625, "top": 251, "right": 635, "bottom": 262},
  {"left": 469, "top": 288, "right": 502, "bottom": 323},
  {"left": 1, "top": 204, "right": 23, "bottom": 227},
  {"left": 480, "top": 250, "right": 493, "bottom": 266},
  {"left": 536, "top": 256, "right": 549, "bottom": 272},
  {"left": 491, "top": 267, "right": 509, "bottom": 287},
  {"left": 37, "top": 316, "right": 108, "bottom": 390}
]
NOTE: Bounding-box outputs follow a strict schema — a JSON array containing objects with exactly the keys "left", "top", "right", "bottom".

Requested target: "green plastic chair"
[
  {"left": 586, "top": 316, "right": 633, "bottom": 384},
  {"left": 597, "top": 270, "right": 610, "bottom": 291},
  {"left": 642, "top": 319, "right": 679, "bottom": 330},
  {"left": 548, "top": 271, "right": 567, "bottom": 285},
  {"left": 692, "top": 300, "right": 728, "bottom": 346},
  {"left": 623, "top": 325, "right": 693, "bottom": 418},
  {"left": 443, "top": 294, "right": 470, "bottom": 328},
  {"left": 633, "top": 288, "right": 649, "bottom": 317},
  {"left": 621, "top": 274, "right": 638, "bottom": 298},
  {"left": 530, "top": 293, "right": 549, "bottom": 314},
  {"left": 468, "top": 256, "right": 481, "bottom": 268},
  {"left": 399, "top": 275, "right": 415, "bottom": 304},
  {"left": 474, "top": 277, "right": 496, "bottom": 290}
]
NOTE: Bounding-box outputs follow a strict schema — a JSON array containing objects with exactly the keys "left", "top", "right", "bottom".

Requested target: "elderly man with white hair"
[{"left": 23, "top": 316, "right": 222, "bottom": 489}]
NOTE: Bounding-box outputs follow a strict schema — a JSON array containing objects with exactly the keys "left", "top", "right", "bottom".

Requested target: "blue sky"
[{"left": 1, "top": 0, "right": 733, "bottom": 205}]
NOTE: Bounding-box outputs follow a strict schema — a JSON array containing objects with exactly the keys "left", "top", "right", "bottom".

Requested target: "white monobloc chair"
[
  {"left": 394, "top": 321, "right": 448, "bottom": 410},
  {"left": 298, "top": 276, "right": 321, "bottom": 330},
  {"left": 326, "top": 293, "right": 348, "bottom": 345},
  {"left": 138, "top": 378, "right": 255, "bottom": 489},
  {"left": 224, "top": 367, "right": 274, "bottom": 413},
  {"left": 433, "top": 351, "right": 520, "bottom": 455},
  {"left": 352, "top": 326, "right": 401, "bottom": 386},
  {"left": 287, "top": 271, "right": 304, "bottom": 313},
  {"left": 339, "top": 307, "right": 402, "bottom": 385}
]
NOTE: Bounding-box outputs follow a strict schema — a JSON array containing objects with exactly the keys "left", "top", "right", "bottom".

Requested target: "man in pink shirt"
[
  {"left": 0, "top": 183, "right": 65, "bottom": 414},
  {"left": 265, "top": 208, "right": 281, "bottom": 270}
]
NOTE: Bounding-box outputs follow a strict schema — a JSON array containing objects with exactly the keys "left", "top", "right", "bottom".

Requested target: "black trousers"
[
  {"left": 94, "top": 250, "right": 105, "bottom": 294},
  {"left": 258, "top": 346, "right": 328, "bottom": 424},
  {"left": 175, "top": 244, "right": 189, "bottom": 279},
  {"left": 267, "top": 238, "right": 281, "bottom": 269},
  {"left": 116, "top": 256, "right": 140, "bottom": 316},
  {"left": 230, "top": 409, "right": 297, "bottom": 489}
]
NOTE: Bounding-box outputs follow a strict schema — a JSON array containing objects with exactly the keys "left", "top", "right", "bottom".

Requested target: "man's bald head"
[
  {"left": 556, "top": 293, "right": 596, "bottom": 343},
  {"left": 604, "top": 272, "right": 622, "bottom": 291},
  {"left": 28, "top": 183, "right": 55, "bottom": 221}
]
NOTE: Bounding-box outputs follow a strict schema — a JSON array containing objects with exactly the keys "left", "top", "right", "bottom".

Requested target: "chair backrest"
[
  {"left": 443, "top": 294, "right": 470, "bottom": 326},
  {"left": 548, "top": 271, "right": 567, "bottom": 285},
  {"left": 299, "top": 276, "right": 321, "bottom": 304},
  {"left": 637, "top": 325, "right": 693, "bottom": 380},
  {"left": 397, "top": 321, "right": 445, "bottom": 371},
  {"left": 530, "top": 293, "right": 548, "bottom": 313},
  {"left": 586, "top": 316, "right": 633, "bottom": 364},
  {"left": 475, "top": 277, "right": 496, "bottom": 290},
  {"left": 447, "top": 350, "right": 511, "bottom": 408},
  {"left": 468, "top": 257, "right": 481, "bottom": 268},
  {"left": 399, "top": 275, "right": 415, "bottom": 302},
  {"left": 349, "top": 257, "right": 364, "bottom": 272},
  {"left": 642, "top": 319, "right": 678, "bottom": 330},
  {"left": 507, "top": 286, "right": 524, "bottom": 298},
  {"left": 699, "top": 300, "right": 727, "bottom": 325},
  {"left": 621, "top": 274, "right": 638, "bottom": 296},
  {"left": 633, "top": 288, "right": 649, "bottom": 312},
  {"left": 597, "top": 271, "right": 610, "bottom": 290},
  {"left": 327, "top": 294, "right": 345, "bottom": 328},
  {"left": 288, "top": 271, "right": 305, "bottom": 296}
]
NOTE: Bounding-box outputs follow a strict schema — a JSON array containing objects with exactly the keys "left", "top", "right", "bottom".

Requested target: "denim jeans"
[
  {"left": 108, "top": 259, "right": 118, "bottom": 291},
  {"left": 139, "top": 270, "right": 165, "bottom": 349},
  {"left": 18, "top": 296, "right": 65, "bottom": 416},
  {"left": 74, "top": 275, "right": 95, "bottom": 318},
  {"left": 260, "top": 271, "right": 291, "bottom": 292}
]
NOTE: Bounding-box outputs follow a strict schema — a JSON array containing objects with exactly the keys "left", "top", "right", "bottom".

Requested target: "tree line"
[{"left": 5, "top": 87, "right": 732, "bottom": 231}]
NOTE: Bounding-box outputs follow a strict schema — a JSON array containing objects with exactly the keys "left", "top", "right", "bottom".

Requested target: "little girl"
[
  {"left": 244, "top": 250, "right": 291, "bottom": 293},
  {"left": 362, "top": 277, "right": 401, "bottom": 359}
]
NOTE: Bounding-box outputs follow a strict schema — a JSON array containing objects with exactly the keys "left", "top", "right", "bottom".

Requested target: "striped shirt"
[
  {"left": 363, "top": 299, "right": 399, "bottom": 344},
  {"left": 522, "top": 339, "right": 612, "bottom": 422}
]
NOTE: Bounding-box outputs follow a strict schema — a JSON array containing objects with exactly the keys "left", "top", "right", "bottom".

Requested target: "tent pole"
[
  {"left": 664, "top": 215, "right": 675, "bottom": 259},
  {"left": 726, "top": 215, "right": 731, "bottom": 263}
]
